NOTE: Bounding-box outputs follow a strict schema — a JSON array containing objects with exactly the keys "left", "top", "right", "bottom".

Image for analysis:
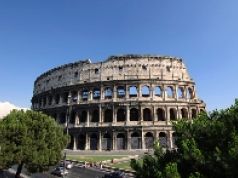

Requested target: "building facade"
[{"left": 32, "top": 55, "right": 206, "bottom": 151}]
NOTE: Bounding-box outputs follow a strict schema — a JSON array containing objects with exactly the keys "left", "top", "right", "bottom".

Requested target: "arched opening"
[
  {"left": 172, "top": 132, "right": 177, "bottom": 149},
  {"left": 117, "top": 108, "right": 126, "bottom": 122},
  {"left": 80, "top": 110, "right": 87, "bottom": 122},
  {"left": 117, "top": 86, "right": 125, "bottom": 98},
  {"left": 187, "top": 87, "right": 194, "bottom": 99},
  {"left": 78, "top": 134, "right": 86, "bottom": 150},
  {"left": 82, "top": 89, "right": 89, "bottom": 101},
  {"left": 170, "top": 108, "right": 177, "bottom": 121},
  {"left": 102, "top": 133, "right": 112, "bottom": 150},
  {"left": 145, "top": 132, "right": 154, "bottom": 149},
  {"left": 157, "top": 108, "right": 165, "bottom": 121},
  {"left": 159, "top": 132, "right": 167, "bottom": 148},
  {"left": 130, "top": 108, "right": 139, "bottom": 121},
  {"left": 55, "top": 94, "right": 60, "bottom": 104},
  {"left": 48, "top": 95, "right": 52, "bottom": 105},
  {"left": 141, "top": 85, "right": 150, "bottom": 97},
  {"left": 143, "top": 108, "right": 152, "bottom": 121},
  {"left": 181, "top": 108, "right": 188, "bottom": 119},
  {"left": 91, "top": 109, "right": 99, "bottom": 122},
  {"left": 90, "top": 133, "right": 98, "bottom": 150},
  {"left": 166, "top": 86, "right": 174, "bottom": 98},
  {"left": 69, "top": 111, "right": 76, "bottom": 124},
  {"left": 191, "top": 109, "right": 197, "bottom": 118},
  {"left": 178, "top": 87, "right": 184, "bottom": 98},
  {"left": 104, "top": 87, "right": 113, "bottom": 99},
  {"left": 93, "top": 88, "right": 100, "bottom": 100},
  {"left": 71, "top": 91, "right": 78, "bottom": 103},
  {"left": 117, "top": 133, "right": 126, "bottom": 150},
  {"left": 104, "top": 109, "right": 113, "bottom": 122},
  {"left": 59, "top": 112, "right": 66, "bottom": 124},
  {"left": 155, "top": 86, "right": 162, "bottom": 97},
  {"left": 129, "top": 86, "right": 137, "bottom": 98},
  {"left": 62, "top": 92, "right": 69, "bottom": 103},
  {"left": 67, "top": 135, "right": 74, "bottom": 149},
  {"left": 131, "top": 132, "right": 141, "bottom": 149}
]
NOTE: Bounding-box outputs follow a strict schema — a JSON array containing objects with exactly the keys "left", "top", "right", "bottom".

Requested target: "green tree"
[
  {"left": 131, "top": 99, "right": 238, "bottom": 178},
  {"left": 0, "top": 110, "right": 68, "bottom": 178}
]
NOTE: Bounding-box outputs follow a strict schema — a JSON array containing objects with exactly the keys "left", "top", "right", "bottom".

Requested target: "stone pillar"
[
  {"left": 141, "top": 130, "right": 145, "bottom": 150},
  {"left": 86, "top": 110, "right": 90, "bottom": 126},
  {"left": 77, "top": 90, "right": 81, "bottom": 104},
  {"left": 113, "top": 106, "right": 117, "bottom": 124},
  {"left": 166, "top": 106, "right": 170, "bottom": 124},
  {"left": 140, "top": 106, "right": 143, "bottom": 122},
  {"left": 98, "top": 131, "right": 102, "bottom": 151},
  {"left": 138, "top": 84, "right": 141, "bottom": 98},
  {"left": 162, "top": 85, "right": 166, "bottom": 101},
  {"left": 168, "top": 131, "right": 173, "bottom": 149},
  {"left": 113, "top": 85, "right": 117, "bottom": 100},
  {"left": 126, "top": 105, "right": 130, "bottom": 123},
  {"left": 75, "top": 111, "right": 79, "bottom": 125},
  {"left": 73, "top": 135, "right": 77, "bottom": 150},
  {"left": 150, "top": 85, "right": 154, "bottom": 99},
  {"left": 153, "top": 106, "right": 156, "bottom": 122},
  {"left": 100, "top": 86, "right": 104, "bottom": 100},
  {"left": 126, "top": 85, "right": 129, "bottom": 99},
  {"left": 112, "top": 131, "right": 116, "bottom": 150},
  {"left": 175, "top": 85, "right": 178, "bottom": 100},
  {"left": 127, "top": 130, "right": 131, "bottom": 150},
  {"left": 99, "top": 104, "right": 102, "bottom": 123},
  {"left": 85, "top": 133, "right": 89, "bottom": 150}
]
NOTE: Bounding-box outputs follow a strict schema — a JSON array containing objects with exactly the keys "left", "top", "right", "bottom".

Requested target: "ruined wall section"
[{"left": 33, "top": 56, "right": 191, "bottom": 96}]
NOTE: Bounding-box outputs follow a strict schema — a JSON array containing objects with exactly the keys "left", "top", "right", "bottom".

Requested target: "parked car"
[
  {"left": 102, "top": 171, "right": 127, "bottom": 178},
  {"left": 51, "top": 166, "right": 69, "bottom": 176},
  {"left": 60, "top": 160, "right": 74, "bottom": 169}
]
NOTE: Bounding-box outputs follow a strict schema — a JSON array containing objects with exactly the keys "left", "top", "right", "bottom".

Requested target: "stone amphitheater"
[{"left": 32, "top": 54, "right": 206, "bottom": 151}]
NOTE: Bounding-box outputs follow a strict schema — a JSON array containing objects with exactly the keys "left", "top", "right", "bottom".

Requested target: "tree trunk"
[{"left": 15, "top": 162, "right": 24, "bottom": 178}]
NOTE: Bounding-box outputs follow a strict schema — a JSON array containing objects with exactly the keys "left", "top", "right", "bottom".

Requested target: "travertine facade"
[{"left": 32, "top": 55, "right": 206, "bottom": 151}]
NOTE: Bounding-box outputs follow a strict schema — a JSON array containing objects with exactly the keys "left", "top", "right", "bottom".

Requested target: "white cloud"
[{"left": 0, "top": 101, "right": 29, "bottom": 119}]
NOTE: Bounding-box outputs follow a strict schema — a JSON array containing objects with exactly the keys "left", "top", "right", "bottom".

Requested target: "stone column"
[
  {"left": 98, "top": 131, "right": 102, "bottom": 151},
  {"left": 100, "top": 86, "right": 104, "bottom": 100},
  {"left": 86, "top": 110, "right": 90, "bottom": 126},
  {"left": 138, "top": 84, "right": 141, "bottom": 98},
  {"left": 99, "top": 104, "right": 102, "bottom": 124},
  {"left": 140, "top": 106, "right": 143, "bottom": 122},
  {"left": 75, "top": 111, "right": 79, "bottom": 125},
  {"left": 150, "top": 85, "right": 154, "bottom": 100},
  {"left": 113, "top": 106, "right": 117, "bottom": 124},
  {"left": 112, "top": 131, "right": 116, "bottom": 150},
  {"left": 168, "top": 131, "right": 173, "bottom": 149},
  {"left": 126, "top": 85, "right": 129, "bottom": 99},
  {"left": 162, "top": 85, "right": 166, "bottom": 101},
  {"left": 77, "top": 90, "right": 81, "bottom": 104},
  {"left": 166, "top": 106, "right": 170, "bottom": 124},
  {"left": 73, "top": 135, "right": 77, "bottom": 150},
  {"left": 175, "top": 85, "right": 178, "bottom": 100},
  {"left": 127, "top": 130, "right": 131, "bottom": 150},
  {"left": 113, "top": 85, "right": 117, "bottom": 100},
  {"left": 85, "top": 133, "right": 89, "bottom": 150},
  {"left": 153, "top": 106, "right": 156, "bottom": 122},
  {"left": 141, "top": 130, "right": 145, "bottom": 150},
  {"left": 126, "top": 105, "right": 130, "bottom": 124}
]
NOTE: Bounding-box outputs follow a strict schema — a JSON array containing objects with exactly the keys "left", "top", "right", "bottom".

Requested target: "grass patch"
[
  {"left": 112, "top": 161, "right": 132, "bottom": 170},
  {"left": 67, "top": 155, "right": 127, "bottom": 162}
]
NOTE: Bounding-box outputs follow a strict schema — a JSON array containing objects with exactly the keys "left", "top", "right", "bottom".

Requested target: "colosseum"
[{"left": 32, "top": 54, "right": 206, "bottom": 151}]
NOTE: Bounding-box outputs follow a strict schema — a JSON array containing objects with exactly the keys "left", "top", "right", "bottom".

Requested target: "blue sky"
[{"left": 0, "top": 0, "right": 238, "bottom": 111}]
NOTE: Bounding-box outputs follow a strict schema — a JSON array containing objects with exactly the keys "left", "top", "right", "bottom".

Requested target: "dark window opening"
[
  {"left": 130, "top": 108, "right": 139, "bottom": 121},
  {"left": 157, "top": 108, "right": 165, "bottom": 121},
  {"left": 104, "top": 87, "right": 113, "bottom": 99},
  {"left": 143, "top": 108, "right": 152, "bottom": 121},
  {"left": 80, "top": 110, "right": 87, "bottom": 122},
  {"left": 104, "top": 109, "right": 113, "bottom": 122},
  {"left": 93, "top": 88, "right": 100, "bottom": 100},
  {"left": 91, "top": 109, "right": 99, "bottom": 122},
  {"left": 117, "top": 86, "right": 125, "bottom": 98},
  {"left": 142, "top": 86, "right": 150, "bottom": 97},
  {"left": 129, "top": 86, "right": 137, "bottom": 98},
  {"left": 117, "top": 108, "right": 126, "bottom": 122}
]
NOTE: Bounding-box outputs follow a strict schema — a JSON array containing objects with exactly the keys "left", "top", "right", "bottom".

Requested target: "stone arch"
[
  {"left": 55, "top": 94, "right": 60, "bottom": 104},
  {"left": 102, "top": 133, "right": 112, "bottom": 150},
  {"left": 69, "top": 110, "right": 76, "bottom": 124},
  {"left": 154, "top": 86, "right": 162, "bottom": 97},
  {"left": 90, "top": 133, "right": 98, "bottom": 150},
  {"left": 78, "top": 134, "right": 86, "bottom": 150},
  {"left": 191, "top": 108, "right": 197, "bottom": 118},
  {"left": 104, "top": 109, "right": 113, "bottom": 122},
  {"left": 130, "top": 108, "right": 139, "bottom": 121},
  {"left": 82, "top": 89, "right": 89, "bottom": 101},
  {"left": 143, "top": 108, "right": 152, "bottom": 121},
  {"left": 117, "top": 133, "right": 126, "bottom": 150},
  {"left": 71, "top": 91, "right": 78, "bottom": 103},
  {"left": 141, "top": 85, "right": 150, "bottom": 97},
  {"left": 187, "top": 87, "right": 194, "bottom": 99},
  {"left": 80, "top": 110, "right": 87, "bottom": 122},
  {"left": 181, "top": 108, "right": 188, "bottom": 119},
  {"left": 93, "top": 88, "right": 100, "bottom": 100},
  {"left": 129, "top": 86, "right": 138, "bottom": 98},
  {"left": 131, "top": 132, "right": 141, "bottom": 149},
  {"left": 104, "top": 87, "right": 113, "bottom": 99},
  {"left": 172, "top": 132, "right": 177, "bottom": 149},
  {"left": 157, "top": 108, "right": 166, "bottom": 121},
  {"left": 91, "top": 109, "right": 99, "bottom": 122},
  {"left": 144, "top": 132, "right": 154, "bottom": 149},
  {"left": 166, "top": 86, "right": 174, "bottom": 98},
  {"left": 170, "top": 108, "right": 177, "bottom": 121},
  {"left": 117, "top": 86, "right": 125, "bottom": 98},
  {"left": 117, "top": 108, "right": 126, "bottom": 122},
  {"left": 159, "top": 132, "right": 167, "bottom": 148},
  {"left": 177, "top": 87, "right": 184, "bottom": 98},
  {"left": 59, "top": 112, "right": 66, "bottom": 124}
]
